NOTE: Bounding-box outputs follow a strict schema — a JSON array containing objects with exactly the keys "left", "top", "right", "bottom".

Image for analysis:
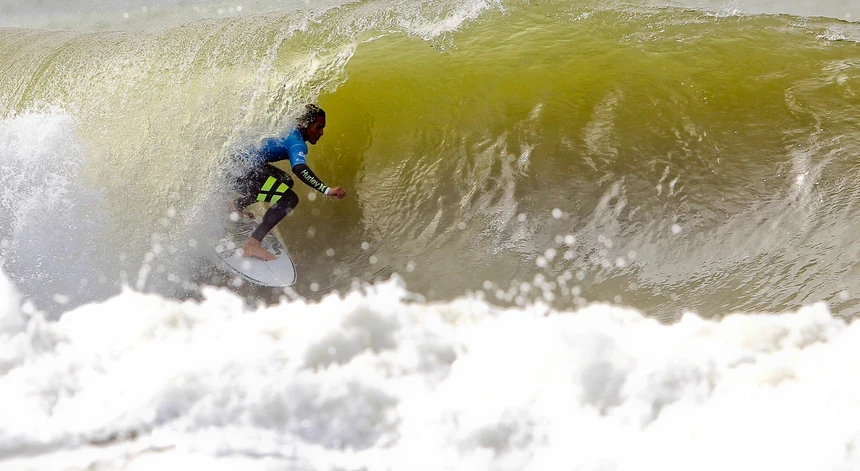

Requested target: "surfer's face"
[{"left": 304, "top": 116, "right": 326, "bottom": 145}]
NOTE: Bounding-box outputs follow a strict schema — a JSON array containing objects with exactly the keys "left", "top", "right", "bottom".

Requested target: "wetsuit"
[{"left": 234, "top": 128, "right": 331, "bottom": 241}]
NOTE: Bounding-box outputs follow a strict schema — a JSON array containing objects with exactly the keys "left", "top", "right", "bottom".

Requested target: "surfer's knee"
[
  {"left": 267, "top": 190, "right": 298, "bottom": 219},
  {"left": 281, "top": 190, "right": 299, "bottom": 209}
]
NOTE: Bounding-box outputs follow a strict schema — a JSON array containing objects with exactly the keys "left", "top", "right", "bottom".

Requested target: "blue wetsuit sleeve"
[{"left": 287, "top": 139, "right": 308, "bottom": 167}]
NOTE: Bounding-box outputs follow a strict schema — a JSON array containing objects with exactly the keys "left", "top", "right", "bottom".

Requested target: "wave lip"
[
  {"left": 657, "top": 0, "right": 860, "bottom": 21},
  {"left": 2, "top": 0, "right": 860, "bottom": 31},
  {"left": 0, "top": 273, "right": 857, "bottom": 469}
]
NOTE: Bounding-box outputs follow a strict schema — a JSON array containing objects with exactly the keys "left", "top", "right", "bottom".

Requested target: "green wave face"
[
  {"left": 320, "top": 4, "right": 860, "bottom": 315},
  {"left": 1, "top": 0, "right": 859, "bottom": 315}
]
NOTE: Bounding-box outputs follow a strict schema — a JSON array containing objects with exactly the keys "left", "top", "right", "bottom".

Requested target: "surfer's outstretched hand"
[{"left": 328, "top": 186, "right": 347, "bottom": 199}]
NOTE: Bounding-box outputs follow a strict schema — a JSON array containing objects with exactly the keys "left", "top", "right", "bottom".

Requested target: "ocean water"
[{"left": 1, "top": 0, "right": 860, "bottom": 469}]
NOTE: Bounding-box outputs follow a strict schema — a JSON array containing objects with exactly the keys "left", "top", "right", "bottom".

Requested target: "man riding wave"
[{"left": 232, "top": 104, "right": 346, "bottom": 261}]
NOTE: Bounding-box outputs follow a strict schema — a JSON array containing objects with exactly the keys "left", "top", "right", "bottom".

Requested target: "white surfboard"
[
  {"left": 215, "top": 246, "right": 297, "bottom": 287},
  {"left": 214, "top": 216, "right": 297, "bottom": 287}
]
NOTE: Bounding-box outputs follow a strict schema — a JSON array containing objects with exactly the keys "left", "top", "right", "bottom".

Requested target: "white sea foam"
[{"left": 1, "top": 264, "right": 858, "bottom": 470}]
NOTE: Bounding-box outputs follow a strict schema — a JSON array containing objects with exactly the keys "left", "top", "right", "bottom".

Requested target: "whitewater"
[
  {"left": 3, "top": 269, "right": 860, "bottom": 470},
  {"left": 1, "top": 0, "right": 860, "bottom": 469}
]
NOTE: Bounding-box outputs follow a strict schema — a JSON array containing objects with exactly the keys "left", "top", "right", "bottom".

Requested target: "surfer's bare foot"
[{"left": 242, "top": 238, "right": 276, "bottom": 261}]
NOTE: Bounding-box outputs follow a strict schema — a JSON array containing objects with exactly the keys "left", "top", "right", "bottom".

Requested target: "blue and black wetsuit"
[{"left": 234, "top": 128, "right": 331, "bottom": 241}]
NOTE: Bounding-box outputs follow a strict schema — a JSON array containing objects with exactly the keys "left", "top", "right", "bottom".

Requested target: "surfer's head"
[{"left": 298, "top": 104, "right": 326, "bottom": 145}]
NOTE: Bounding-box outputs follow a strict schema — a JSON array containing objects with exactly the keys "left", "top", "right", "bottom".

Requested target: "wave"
[
  {"left": 0, "top": 0, "right": 859, "bottom": 318},
  {"left": 2, "top": 2, "right": 860, "bottom": 467}
]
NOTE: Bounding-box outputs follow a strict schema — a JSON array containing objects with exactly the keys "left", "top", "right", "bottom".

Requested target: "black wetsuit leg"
[
  {"left": 233, "top": 164, "right": 301, "bottom": 242},
  {"left": 251, "top": 190, "right": 299, "bottom": 241}
]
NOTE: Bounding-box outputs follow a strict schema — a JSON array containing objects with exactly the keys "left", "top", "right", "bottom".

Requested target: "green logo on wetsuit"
[{"left": 256, "top": 176, "right": 290, "bottom": 204}]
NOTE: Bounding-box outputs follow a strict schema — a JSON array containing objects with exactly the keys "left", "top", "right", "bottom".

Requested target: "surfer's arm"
[
  {"left": 292, "top": 163, "right": 331, "bottom": 194},
  {"left": 291, "top": 164, "right": 347, "bottom": 199}
]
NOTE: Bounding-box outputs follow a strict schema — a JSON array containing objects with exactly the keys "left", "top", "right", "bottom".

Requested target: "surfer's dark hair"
[{"left": 298, "top": 104, "right": 325, "bottom": 128}]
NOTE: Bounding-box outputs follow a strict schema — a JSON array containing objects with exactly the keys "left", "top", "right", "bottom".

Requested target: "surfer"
[{"left": 232, "top": 104, "right": 347, "bottom": 261}]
